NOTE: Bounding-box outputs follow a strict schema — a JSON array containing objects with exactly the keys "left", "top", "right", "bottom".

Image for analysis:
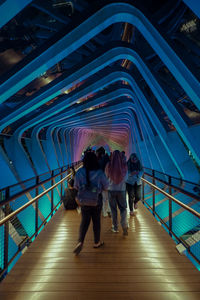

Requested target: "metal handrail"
[
  {"left": 0, "top": 164, "right": 199, "bottom": 276},
  {"left": 0, "top": 172, "right": 71, "bottom": 227},
  {"left": 142, "top": 178, "right": 200, "bottom": 219},
  {"left": 1, "top": 165, "right": 199, "bottom": 205},
  {"left": 0, "top": 162, "right": 82, "bottom": 278},
  {"left": 0, "top": 168, "right": 70, "bottom": 207},
  {"left": 1, "top": 175, "right": 199, "bottom": 227},
  {"left": 2, "top": 164, "right": 198, "bottom": 193},
  {"left": 142, "top": 176, "right": 200, "bottom": 265},
  {"left": 0, "top": 162, "right": 80, "bottom": 192},
  {"left": 143, "top": 172, "right": 200, "bottom": 202},
  {"left": 144, "top": 167, "right": 200, "bottom": 187},
  {"left": 0, "top": 173, "right": 48, "bottom": 192}
]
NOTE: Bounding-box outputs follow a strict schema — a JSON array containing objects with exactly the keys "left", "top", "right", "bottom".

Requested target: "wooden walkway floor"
[{"left": 1, "top": 202, "right": 200, "bottom": 300}]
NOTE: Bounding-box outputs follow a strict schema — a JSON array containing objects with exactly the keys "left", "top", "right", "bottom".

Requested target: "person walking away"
[
  {"left": 121, "top": 151, "right": 127, "bottom": 163},
  {"left": 73, "top": 151, "right": 109, "bottom": 255},
  {"left": 105, "top": 150, "right": 128, "bottom": 235},
  {"left": 96, "top": 147, "right": 109, "bottom": 172},
  {"left": 126, "top": 153, "right": 144, "bottom": 216},
  {"left": 96, "top": 147, "right": 110, "bottom": 217}
]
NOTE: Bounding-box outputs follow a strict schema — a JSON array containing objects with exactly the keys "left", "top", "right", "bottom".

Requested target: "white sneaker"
[
  {"left": 76, "top": 207, "right": 81, "bottom": 214},
  {"left": 103, "top": 212, "right": 108, "bottom": 217},
  {"left": 111, "top": 225, "right": 119, "bottom": 233},
  {"left": 111, "top": 228, "right": 119, "bottom": 233}
]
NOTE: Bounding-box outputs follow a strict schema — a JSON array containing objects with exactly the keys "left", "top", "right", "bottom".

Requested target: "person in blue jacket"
[
  {"left": 73, "top": 151, "right": 109, "bottom": 255},
  {"left": 126, "top": 153, "right": 144, "bottom": 215}
]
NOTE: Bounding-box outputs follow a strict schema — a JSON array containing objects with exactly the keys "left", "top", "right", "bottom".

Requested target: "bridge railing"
[
  {"left": 143, "top": 167, "right": 200, "bottom": 196},
  {"left": 0, "top": 164, "right": 199, "bottom": 279},
  {"left": 0, "top": 161, "right": 81, "bottom": 279},
  {"left": 142, "top": 170, "right": 200, "bottom": 266}
]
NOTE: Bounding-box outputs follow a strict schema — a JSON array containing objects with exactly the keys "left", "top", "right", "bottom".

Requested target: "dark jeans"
[
  {"left": 78, "top": 204, "right": 102, "bottom": 244},
  {"left": 126, "top": 183, "right": 141, "bottom": 212}
]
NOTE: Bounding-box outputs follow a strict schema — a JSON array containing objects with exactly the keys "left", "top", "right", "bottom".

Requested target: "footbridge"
[{"left": 0, "top": 0, "right": 200, "bottom": 298}]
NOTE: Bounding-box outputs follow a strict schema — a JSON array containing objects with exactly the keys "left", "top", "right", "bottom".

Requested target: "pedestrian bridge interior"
[{"left": 0, "top": 0, "right": 200, "bottom": 299}]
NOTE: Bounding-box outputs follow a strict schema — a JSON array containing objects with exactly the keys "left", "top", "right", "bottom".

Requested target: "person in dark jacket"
[
  {"left": 96, "top": 147, "right": 110, "bottom": 172},
  {"left": 126, "top": 153, "right": 144, "bottom": 215}
]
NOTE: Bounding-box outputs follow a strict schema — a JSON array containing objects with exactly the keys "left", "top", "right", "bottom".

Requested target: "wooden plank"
[
  {"left": 9, "top": 267, "right": 200, "bottom": 277},
  {"left": 1, "top": 282, "right": 200, "bottom": 292},
  {"left": 0, "top": 291, "right": 200, "bottom": 300},
  {"left": 5, "top": 274, "right": 200, "bottom": 284}
]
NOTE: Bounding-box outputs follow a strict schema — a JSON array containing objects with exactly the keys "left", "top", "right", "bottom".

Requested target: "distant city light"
[{"left": 180, "top": 19, "right": 197, "bottom": 32}]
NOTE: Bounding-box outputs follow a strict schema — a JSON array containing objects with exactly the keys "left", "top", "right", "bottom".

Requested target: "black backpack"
[{"left": 63, "top": 188, "right": 78, "bottom": 209}]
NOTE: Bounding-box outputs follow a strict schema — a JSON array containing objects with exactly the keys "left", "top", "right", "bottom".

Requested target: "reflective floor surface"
[{"left": 0, "top": 202, "right": 200, "bottom": 300}]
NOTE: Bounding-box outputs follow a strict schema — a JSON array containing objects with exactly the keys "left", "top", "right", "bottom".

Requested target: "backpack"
[
  {"left": 76, "top": 172, "right": 100, "bottom": 206},
  {"left": 77, "top": 183, "right": 99, "bottom": 206},
  {"left": 63, "top": 188, "right": 78, "bottom": 210}
]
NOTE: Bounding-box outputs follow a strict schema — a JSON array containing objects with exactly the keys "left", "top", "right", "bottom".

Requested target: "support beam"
[{"left": 0, "top": 0, "right": 33, "bottom": 28}]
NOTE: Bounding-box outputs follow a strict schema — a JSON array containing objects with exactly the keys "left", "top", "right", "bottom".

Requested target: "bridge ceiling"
[{"left": 0, "top": 0, "right": 200, "bottom": 155}]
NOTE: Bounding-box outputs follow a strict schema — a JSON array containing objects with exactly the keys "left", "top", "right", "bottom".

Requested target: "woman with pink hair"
[{"left": 105, "top": 150, "right": 128, "bottom": 235}]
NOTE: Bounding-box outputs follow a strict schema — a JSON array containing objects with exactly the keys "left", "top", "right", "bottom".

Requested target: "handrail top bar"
[
  {"left": 142, "top": 178, "right": 200, "bottom": 219},
  {"left": 0, "top": 166, "right": 199, "bottom": 208},
  {"left": 0, "top": 175, "right": 199, "bottom": 227},
  {"left": 1, "top": 164, "right": 199, "bottom": 193},
  {"left": 144, "top": 167, "right": 200, "bottom": 187},
  {"left": 0, "top": 172, "right": 71, "bottom": 226},
  {"left": 0, "top": 168, "right": 70, "bottom": 208},
  {"left": 0, "top": 162, "right": 82, "bottom": 207},
  {"left": 0, "top": 162, "right": 79, "bottom": 192},
  {"left": 0, "top": 164, "right": 82, "bottom": 226},
  {"left": 144, "top": 172, "right": 200, "bottom": 202}
]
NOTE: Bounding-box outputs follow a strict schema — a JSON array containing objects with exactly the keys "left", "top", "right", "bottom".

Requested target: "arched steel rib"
[{"left": 0, "top": 3, "right": 199, "bottom": 109}]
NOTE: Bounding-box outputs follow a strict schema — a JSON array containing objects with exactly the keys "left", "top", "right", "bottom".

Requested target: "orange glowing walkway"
[{"left": 0, "top": 202, "right": 200, "bottom": 300}]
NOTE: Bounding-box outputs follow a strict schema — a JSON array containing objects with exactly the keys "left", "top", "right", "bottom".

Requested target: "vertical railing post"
[
  {"left": 152, "top": 170, "right": 155, "bottom": 216},
  {"left": 35, "top": 176, "right": 39, "bottom": 236},
  {"left": 168, "top": 175, "right": 172, "bottom": 237},
  {"left": 60, "top": 167, "right": 63, "bottom": 199},
  {"left": 142, "top": 176, "right": 144, "bottom": 204},
  {"left": 51, "top": 170, "right": 54, "bottom": 214},
  {"left": 4, "top": 187, "right": 10, "bottom": 273}
]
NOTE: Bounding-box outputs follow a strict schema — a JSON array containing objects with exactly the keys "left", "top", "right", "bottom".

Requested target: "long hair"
[
  {"left": 127, "top": 153, "right": 142, "bottom": 172},
  {"left": 105, "top": 150, "right": 127, "bottom": 184},
  {"left": 83, "top": 151, "right": 99, "bottom": 186}
]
